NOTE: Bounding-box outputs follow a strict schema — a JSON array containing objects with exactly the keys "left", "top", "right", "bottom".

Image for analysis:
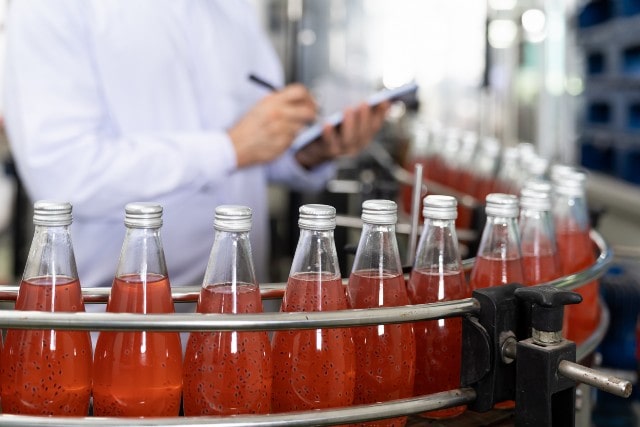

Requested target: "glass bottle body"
[
  {"left": 272, "top": 228, "right": 355, "bottom": 414},
  {"left": 407, "top": 217, "right": 469, "bottom": 419},
  {"left": 520, "top": 209, "right": 561, "bottom": 286},
  {"left": 93, "top": 226, "right": 182, "bottom": 417},
  {"left": 470, "top": 216, "right": 524, "bottom": 290},
  {"left": 347, "top": 222, "right": 416, "bottom": 427},
  {"left": 1, "top": 222, "right": 92, "bottom": 416},
  {"left": 554, "top": 193, "right": 599, "bottom": 344},
  {"left": 183, "top": 226, "right": 272, "bottom": 416}
]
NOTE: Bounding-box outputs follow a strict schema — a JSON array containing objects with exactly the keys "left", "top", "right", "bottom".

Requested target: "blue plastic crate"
[{"left": 579, "top": 0, "right": 615, "bottom": 27}]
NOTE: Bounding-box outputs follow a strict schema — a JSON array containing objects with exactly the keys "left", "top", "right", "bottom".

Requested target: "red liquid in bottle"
[
  {"left": 1, "top": 277, "right": 92, "bottom": 415},
  {"left": 469, "top": 256, "right": 524, "bottom": 291},
  {"left": 348, "top": 270, "right": 416, "bottom": 427},
  {"left": 493, "top": 179, "right": 517, "bottom": 196},
  {"left": 425, "top": 155, "right": 445, "bottom": 182},
  {"left": 556, "top": 229, "right": 600, "bottom": 344},
  {"left": 522, "top": 250, "right": 561, "bottom": 286},
  {"left": 470, "top": 256, "right": 523, "bottom": 409},
  {"left": 183, "top": 283, "right": 272, "bottom": 415},
  {"left": 93, "top": 273, "right": 182, "bottom": 417},
  {"left": 407, "top": 269, "right": 468, "bottom": 419},
  {"left": 473, "top": 177, "right": 496, "bottom": 201},
  {"left": 453, "top": 170, "right": 475, "bottom": 230},
  {"left": 272, "top": 272, "right": 355, "bottom": 413}
]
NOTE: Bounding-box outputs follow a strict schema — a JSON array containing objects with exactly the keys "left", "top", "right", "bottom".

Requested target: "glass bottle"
[
  {"left": 0, "top": 201, "right": 92, "bottom": 415},
  {"left": 470, "top": 137, "right": 501, "bottom": 201},
  {"left": 440, "top": 129, "right": 461, "bottom": 188},
  {"left": 519, "top": 186, "right": 561, "bottom": 286},
  {"left": 470, "top": 193, "right": 524, "bottom": 409},
  {"left": 407, "top": 195, "right": 469, "bottom": 419},
  {"left": 347, "top": 200, "right": 416, "bottom": 427},
  {"left": 552, "top": 167, "right": 600, "bottom": 344},
  {"left": 271, "top": 204, "right": 355, "bottom": 413},
  {"left": 452, "top": 132, "right": 478, "bottom": 229},
  {"left": 469, "top": 193, "right": 524, "bottom": 291},
  {"left": 92, "top": 202, "right": 182, "bottom": 417},
  {"left": 183, "top": 205, "right": 272, "bottom": 415},
  {"left": 493, "top": 146, "right": 520, "bottom": 195}
]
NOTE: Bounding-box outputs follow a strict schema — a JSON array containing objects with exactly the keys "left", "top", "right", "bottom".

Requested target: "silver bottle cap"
[
  {"left": 423, "top": 195, "right": 457, "bottom": 220},
  {"left": 553, "top": 168, "right": 587, "bottom": 197},
  {"left": 361, "top": 199, "right": 397, "bottom": 225},
  {"left": 124, "top": 202, "right": 163, "bottom": 228},
  {"left": 214, "top": 205, "right": 252, "bottom": 232},
  {"left": 298, "top": 204, "right": 336, "bottom": 231},
  {"left": 522, "top": 179, "right": 553, "bottom": 196},
  {"left": 550, "top": 164, "right": 576, "bottom": 183},
  {"left": 520, "top": 188, "right": 552, "bottom": 211},
  {"left": 33, "top": 200, "right": 72, "bottom": 226},
  {"left": 485, "top": 193, "right": 519, "bottom": 218}
]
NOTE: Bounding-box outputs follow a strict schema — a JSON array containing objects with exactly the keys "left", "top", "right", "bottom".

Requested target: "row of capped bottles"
[
  {"left": 0, "top": 198, "right": 446, "bottom": 424},
  {"left": 0, "top": 165, "right": 600, "bottom": 422},
  {"left": 402, "top": 125, "right": 549, "bottom": 229},
  {"left": 469, "top": 165, "right": 600, "bottom": 345}
]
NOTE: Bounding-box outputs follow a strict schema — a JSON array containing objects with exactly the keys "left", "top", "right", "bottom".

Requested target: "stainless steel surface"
[
  {"left": 558, "top": 360, "right": 632, "bottom": 398},
  {"left": 0, "top": 388, "right": 477, "bottom": 426},
  {"left": 500, "top": 303, "right": 630, "bottom": 397},
  {"left": 0, "top": 299, "right": 481, "bottom": 332},
  {"left": 407, "top": 163, "right": 423, "bottom": 266}
]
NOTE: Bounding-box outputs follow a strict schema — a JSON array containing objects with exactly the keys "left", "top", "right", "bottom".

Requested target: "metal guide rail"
[{"left": 0, "top": 230, "right": 620, "bottom": 426}]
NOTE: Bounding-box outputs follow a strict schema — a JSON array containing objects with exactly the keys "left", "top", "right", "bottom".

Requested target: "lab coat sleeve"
[
  {"left": 3, "top": 0, "right": 237, "bottom": 219},
  {"left": 267, "top": 150, "right": 336, "bottom": 193}
]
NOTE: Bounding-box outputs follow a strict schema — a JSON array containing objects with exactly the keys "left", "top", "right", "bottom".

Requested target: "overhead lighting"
[
  {"left": 522, "top": 9, "right": 546, "bottom": 43},
  {"left": 489, "top": 0, "right": 517, "bottom": 11},
  {"left": 488, "top": 19, "right": 518, "bottom": 49}
]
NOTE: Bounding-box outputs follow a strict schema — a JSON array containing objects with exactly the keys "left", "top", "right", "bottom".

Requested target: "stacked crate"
[{"left": 578, "top": 0, "right": 640, "bottom": 184}]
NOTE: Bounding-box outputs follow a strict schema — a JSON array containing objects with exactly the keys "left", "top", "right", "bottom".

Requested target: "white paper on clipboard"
[{"left": 291, "top": 82, "right": 418, "bottom": 151}]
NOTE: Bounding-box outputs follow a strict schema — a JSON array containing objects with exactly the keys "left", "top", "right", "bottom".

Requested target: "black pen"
[
  {"left": 249, "top": 73, "right": 321, "bottom": 124},
  {"left": 248, "top": 74, "right": 279, "bottom": 92}
]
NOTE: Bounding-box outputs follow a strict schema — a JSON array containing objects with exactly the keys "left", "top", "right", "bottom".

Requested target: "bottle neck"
[
  {"left": 290, "top": 228, "right": 340, "bottom": 278},
  {"left": 203, "top": 229, "right": 257, "bottom": 288},
  {"left": 23, "top": 224, "right": 79, "bottom": 282},
  {"left": 414, "top": 217, "right": 463, "bottom": 273},
  {"left": 351, "top": 222, "right": 402, "bottom": 276},
  {"left": 116, "top": 226, "right": 168, "bottom": 279},
  {"left": 553, "top": 193, "right": 590, "bottom": 233},
  {"left": 476, "top": 215, "right": 522, "bottom": 260},
  {"left": 519, "top": 209, "right": 557, "bottom": 252}
]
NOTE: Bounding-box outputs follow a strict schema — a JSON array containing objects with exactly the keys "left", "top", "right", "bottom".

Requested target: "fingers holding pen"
[{"left": 228, "top": 83, "right": 319, "bottom": 168}]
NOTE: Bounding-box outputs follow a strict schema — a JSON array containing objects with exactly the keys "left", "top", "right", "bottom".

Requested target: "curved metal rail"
[
  {"left": 0, "top": 299, "right": 480, "bottom": 332},
  {"left": 0, "top": 230, "right": 614, "bottom": 425},
  {"left": 0, "top": 389, "right": 477, "bottom": 427}
]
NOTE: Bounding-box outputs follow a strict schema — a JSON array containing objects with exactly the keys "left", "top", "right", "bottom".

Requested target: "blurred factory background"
[
  {"left": 0, "top": 0, "right": 634, "bottom": 280},
  {"left": 249, "top": 0, "right": 640, "bottom": 281},
  {"left": 0, "top": 0, "right": 637, "bottom": 425},
  {"left": 0, "top": 1, "right": 635, "bottom": 278}
]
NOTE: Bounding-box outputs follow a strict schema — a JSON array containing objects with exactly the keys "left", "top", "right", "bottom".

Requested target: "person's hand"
[
  {"left": 228, "top": 83, "right": 317, "bottom": 168},
  {"left": 295, "top": 101, "right": 390, "bottom": 169}
]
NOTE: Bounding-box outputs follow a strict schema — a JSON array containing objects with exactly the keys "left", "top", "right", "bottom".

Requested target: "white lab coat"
[{"left": 4, "top": 0, "right": 334, "bottom": 287}]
